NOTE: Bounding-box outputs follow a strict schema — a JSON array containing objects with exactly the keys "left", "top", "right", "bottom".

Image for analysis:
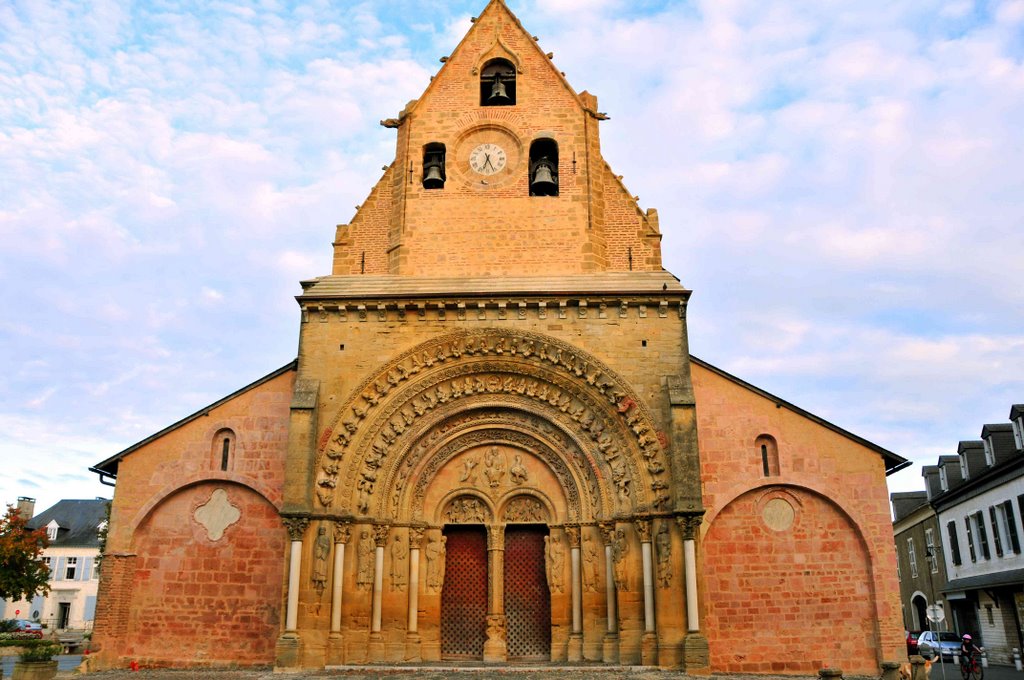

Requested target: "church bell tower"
[{"left": 279, "top": 0, "right": 707, "bottom": 669}]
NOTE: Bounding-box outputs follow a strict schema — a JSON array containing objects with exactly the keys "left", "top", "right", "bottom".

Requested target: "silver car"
[{"left": 918, "top": 630, "right": 962, "bottom": 661}]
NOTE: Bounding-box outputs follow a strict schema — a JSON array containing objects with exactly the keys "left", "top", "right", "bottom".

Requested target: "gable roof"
[
  {"left": 89, "top": 360, "right": 297, "bottom": 480},
  {"left": 404, "top": 0, "right": 589, "bottom": 121},
  {"left": 27, "top": 499, "right": 108, "bottom": 548},
  {"left": 690, "top": 355, "right": 909, "bottom": 475}
]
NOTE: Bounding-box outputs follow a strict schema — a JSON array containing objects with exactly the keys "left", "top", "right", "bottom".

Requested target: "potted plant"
[{"left": 12, "top": 640, "right": 61, "bottom": 680}]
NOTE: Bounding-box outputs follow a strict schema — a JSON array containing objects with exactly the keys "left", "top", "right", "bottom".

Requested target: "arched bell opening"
[
  {"left": 480, "top": 58, "right": 516, "bottom": 106},
  {"left": 529, "top": 138, "right": 558, "bottom": 197},
  {"left": 422, "top": 142, "right": 446, "bottom": 190}
]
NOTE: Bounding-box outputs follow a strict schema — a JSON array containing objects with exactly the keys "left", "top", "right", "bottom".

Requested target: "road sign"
[{"left": 927, "top": 604, "right": 946, "bottom": 623}]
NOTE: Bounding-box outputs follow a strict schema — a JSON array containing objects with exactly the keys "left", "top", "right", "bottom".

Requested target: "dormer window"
[
  {"left": 481, "top": 59, "right": 516, "bottom": 106},
  {"left": 960, "top": 457, "right": 969, "bottom": 480},
  {"left": 46, "top": 519, "right": 60, "bottom": 541},
  {"left": 1015, "top": 417, "right": 1024, "bottom": 450},
  {"left": 984, "top": 437, "right": 995, "bottom": 466},
  {"left": 529, "top": 138, "right": 558, "bottom": 197},
  {"left": 423, "top": 143, "right": 446, "bottom": 190},
  {"left": 939, "top": 467, "right": 949, "bottom": 491}
]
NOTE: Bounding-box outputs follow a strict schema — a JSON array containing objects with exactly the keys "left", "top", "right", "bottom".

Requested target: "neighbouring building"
[
  {"left": 86, "top": 1, "right": 908, "bottom": 674},
  {"left": 0, "top": 497, "right": 108, "bottom": 631},
  {"left": 892, "top": 488, "right": 949, "bottom": 632},
  {"left": 893, "top": 404, "right": 1024, "bottom": 664}
]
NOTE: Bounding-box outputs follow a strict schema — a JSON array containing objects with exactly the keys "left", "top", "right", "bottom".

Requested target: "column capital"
[
  {"left": 281, "top": 515, "right": 310, "bottom": 541},
  {"left": 634, "top": 517, "right": 653, "bottom": 543},
  {"left": 409, "top": 526, "right": 426, "bottom": 549},
  {"left": 373, "top": 523, "right": 391, "bottom": 547},
  {"left": 333, "top": 520, "right": 352, "bottom": 545},
  {"left": 564, "top": 524, "right": 581, "bottom": 548},
  {"left": 598, "top": 521, "right": 616, "bottom": 546},
  {"left": 675, "top": 511, "right": 706, "bottom": 540},
  {"left": 487, "top": 524, "right": 505, "bottom": 549}
]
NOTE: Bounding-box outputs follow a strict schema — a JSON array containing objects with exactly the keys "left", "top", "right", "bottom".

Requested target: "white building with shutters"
[{"left": 0, "top": 498, "right": 108, "bottom": 631}]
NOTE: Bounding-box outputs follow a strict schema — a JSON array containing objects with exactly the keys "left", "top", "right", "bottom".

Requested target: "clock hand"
[{"left": 483, "top": 154, "right": 495, "bottom": 171}]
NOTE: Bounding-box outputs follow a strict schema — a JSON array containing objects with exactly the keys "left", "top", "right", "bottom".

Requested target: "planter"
[{"left": 11, "top": 660, "right": 58, "bottom": 680}]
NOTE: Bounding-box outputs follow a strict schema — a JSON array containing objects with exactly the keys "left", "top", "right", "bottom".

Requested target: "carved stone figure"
[
  {"left": 426, "top": 534, "right": 447, "bottom": 592},
  {"left": 311, "top": 525, "right": 331, "bottom": 597},
  {"left": 459, "top": 456, "right": 480, "bottom": 484},
  {"left": 583, "top": 530, "right": 599, "bottom": 592},
  {"left": 504, "top": 496, "right": 544, "bottom": 522},
  {"left": 483, "top": 446, "right": 506, "bottom": 488},
  {"left": 390, "top": 533, "right": 408, "bottom": 591},
  {"left": 509, "top": 453, "right": 529, "bottom": 485},
  {"left": 356, "top": 529, "right": 375, "bottom": 591},
  {"left": 545, "top": 534, "right": 565, "bottom": 593},
  {"left": 612, "top": 528, "right": 629, "bottom": 592},
  {"left": 656, "top": 522, "right": 672, "bottom": 588}
]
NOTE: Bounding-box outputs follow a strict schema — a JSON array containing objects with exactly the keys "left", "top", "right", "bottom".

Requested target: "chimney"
[{"left": 16, "top": 496, "right": 36, "bottom": 519}]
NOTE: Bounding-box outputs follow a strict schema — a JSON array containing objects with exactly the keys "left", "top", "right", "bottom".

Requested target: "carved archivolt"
[{"left": 313, "top": 329, "right": 671, "bottom": 517}]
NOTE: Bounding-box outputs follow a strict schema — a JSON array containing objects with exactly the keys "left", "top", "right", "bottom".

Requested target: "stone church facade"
[{"left": 89, "top": 1, "right": 907, "bottom": 674}]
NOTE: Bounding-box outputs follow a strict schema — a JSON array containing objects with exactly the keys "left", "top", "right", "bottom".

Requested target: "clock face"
[{"left": 469, "top": 143, "right": 507, "bottom": 175}]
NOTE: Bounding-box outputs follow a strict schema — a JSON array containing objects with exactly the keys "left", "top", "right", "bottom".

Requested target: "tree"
[{"left": 0, "top": 505, "right": 50, "bottom": 603}]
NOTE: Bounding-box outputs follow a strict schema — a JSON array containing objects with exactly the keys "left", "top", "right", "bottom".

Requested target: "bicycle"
[{"left": 960, "top": 650, "right": 984, "bottom": 680}]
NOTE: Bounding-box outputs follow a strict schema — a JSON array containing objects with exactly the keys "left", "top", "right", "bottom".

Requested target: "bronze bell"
[
  {"left": 530, "top": 157, "right": 557, "bottom": 195},
  {"left": 423, "top": 159, "right": 444, "bottom": 189},
  {"left": 487, "top": 77, "right": 512, "bottom": 105}
]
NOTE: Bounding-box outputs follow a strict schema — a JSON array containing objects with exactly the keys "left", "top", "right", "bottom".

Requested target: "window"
[
  {"left": 480, "top": 58, "right": 516, "bottom": 106},
  {"left": 65, "top": 556, "right": 77, "bottom": 580},
  {"left": 1002, "top": 500, "right": 1021, "bottom": 553},
  {"left": 908, "top": 538, "right": 919, "bottom": 578},
  {"left": 948, "top": 521, "right": 962, "bottom": 565},
  {"left": 925, "top": 528, "right": 939, "bottom": 573},
  {"left": 990, "top": 506, "right": 1004, "bottom": 557},
  {"left": 895, "top": 545, "right": 902, "bottom": 581},
  {"left": 974, "top": 511, "right": 991, "bottom": 560},
  {"left": 422, "top": 143, "right": 446, "bottom": 190},
  {"left": 528, "top": 138, "right": 558, "bottom": 197},
  {"left": 965, "top": 517, "right": 976, "bottom": 562},
  {"left": 1013, "top": 417, "right": 1024, "bottom": 450},
  {"left": 960, "top": 456, "right": 969, "bottom": 480},
  {"left": 984, "top": 438, "right": 995, "bottom": 466},
  {"left": 756, "top": 435, "right": 780, "bottom": 477},
  {"left": 213, "top": 429, "right": 235, "bottom": 471},
  {"left": 46, "top": 519, "right": 59, "bottom": 541},
  {"left": 940, "top": 467, "right": 949, "bottom": 491},
  {"left": 42, "top": 556, "right": 51, "bottom": 571}
]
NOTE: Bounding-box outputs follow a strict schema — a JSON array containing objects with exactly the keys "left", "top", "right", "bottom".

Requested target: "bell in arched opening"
[
  {"left": 422, "top": 144, "right": 446, "bottom": 190},
  {"left": 529, "top": 138, "right": 559, "bottom": 197},
  {"left": 480, "top": 59, "right": 516, "bottom": 106}
]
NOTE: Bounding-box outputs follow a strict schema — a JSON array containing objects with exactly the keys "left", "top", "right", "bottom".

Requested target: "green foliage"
[
  {"left": 0, "top": 505, "right": 50, "bottom": 602},
  {"left": 18, "top": 640, "right": 60, "bottom": 661},
  {"left": 0, "top": 618, "right": 17, "bottom": 633}
]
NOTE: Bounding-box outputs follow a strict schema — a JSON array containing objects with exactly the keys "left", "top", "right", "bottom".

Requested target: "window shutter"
[
  {"left": 83, "top": 596, "right": 97, "bottom": 622},
  {"left": 55, "top": 557, "right": 66, "bottom": 581},
  {"left": 81, "top": 557, "right": 93, "bottom": 581}
]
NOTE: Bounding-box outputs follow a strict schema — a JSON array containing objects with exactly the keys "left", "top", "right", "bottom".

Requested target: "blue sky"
[{"left": 1, "top": 0, "right": 1022, "bottom": 513}]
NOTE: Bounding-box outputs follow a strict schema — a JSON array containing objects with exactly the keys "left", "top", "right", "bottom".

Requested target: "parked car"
[
  {"left": 918, "top": 630, "right": 961, "bottom": 661},
  {"left": 12, "top": 619, "right": 43, "bottom": 638},
  {"left": 907, "top": 630, "right": 923, "bottom": 656}
]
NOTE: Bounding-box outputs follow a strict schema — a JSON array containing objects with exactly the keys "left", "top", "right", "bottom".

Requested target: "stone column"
[
  {"left": 677, "top": 512, "right": 709, "bottom": 672},
  {"left": 368, "top": 524, "right": 389, "bottom": 662},
  {"left": 276, "top": 515, "right": 309, "bottom": 668},
  {"left": 483, "top": 524, "right": 507, "bottom": 663},
  {"left": 636, "top": 518, "right": 658, "bottom": 665},
  {"left": 406, "top": 526, "right": 425, "bottom": 661},
  {"left": 566, "top": 525, "right": 584, "bottom": 662},
  {"left": 327, "top": 520, "right": 350, "bottom": 665},
  {"left": 599, "top": 522, "right": 619, "bottom": 664}
]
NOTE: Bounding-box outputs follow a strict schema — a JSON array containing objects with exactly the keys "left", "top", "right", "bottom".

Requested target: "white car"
[{"left": 917, "top": 630, "right": 961, "bottom": 661}]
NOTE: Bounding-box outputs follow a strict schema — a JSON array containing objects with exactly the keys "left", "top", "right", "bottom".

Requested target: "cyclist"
[{"left": 960, "top": 634, "right": 982, "bottom": 673}]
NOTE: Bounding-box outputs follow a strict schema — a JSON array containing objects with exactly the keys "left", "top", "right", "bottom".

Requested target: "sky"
[{"left": 1, "top": 0, "right": 1022, "bottom": 515}]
